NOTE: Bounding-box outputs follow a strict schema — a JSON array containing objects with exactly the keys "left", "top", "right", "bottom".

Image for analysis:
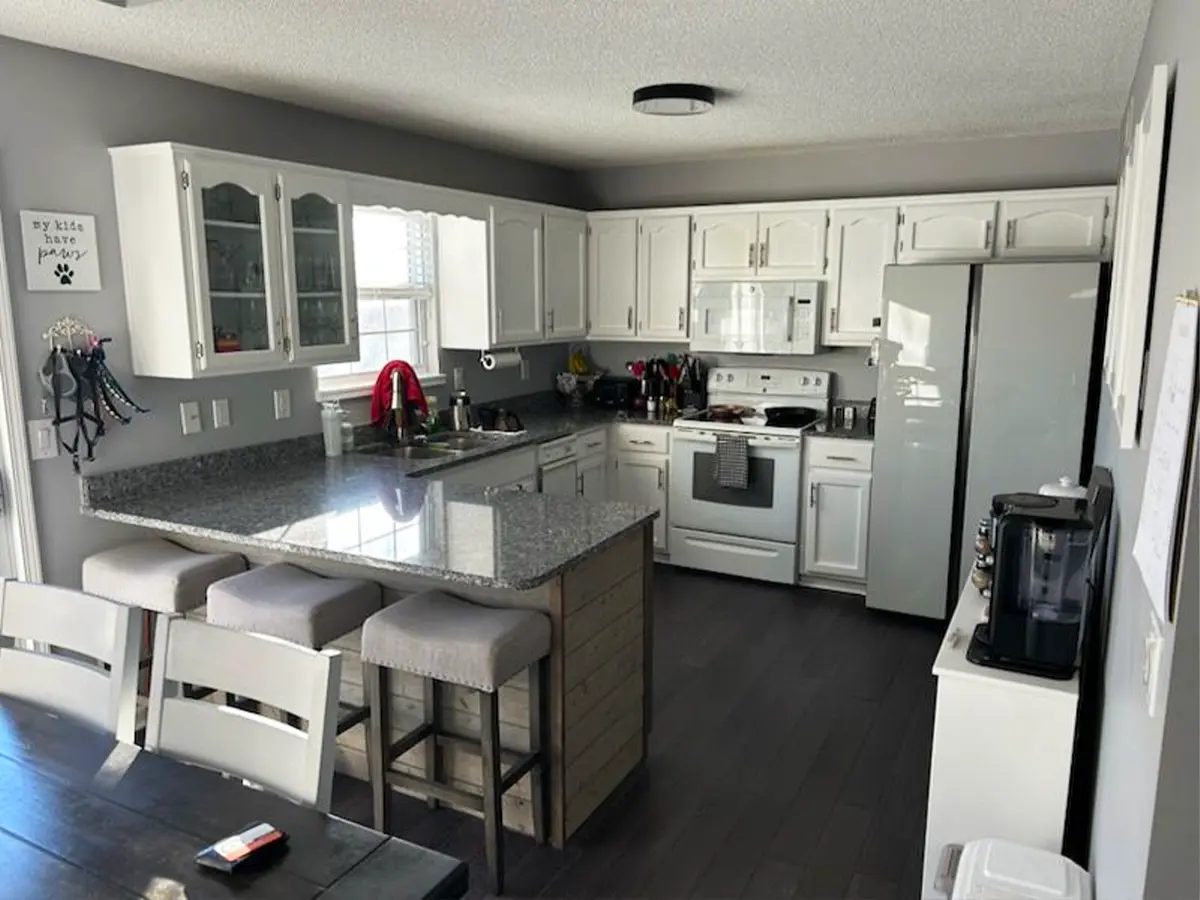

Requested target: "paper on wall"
[{"left": 1133, "top": 293, "right": 1199, "bottom": 623}]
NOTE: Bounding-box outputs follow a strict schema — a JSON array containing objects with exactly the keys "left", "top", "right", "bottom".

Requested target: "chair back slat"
[
  {"left": 153, "top": 698, "right": 313, "bottom": 806},
  {"left": 145, "top": 616, "right": 340, "bottom": 810},
  {"left": 0, "top": 651, "right": 112, "bottom": 733},
  {"left": 161, "top": 618, "right": 324, "bottom": 717},
  {"left": 0, "top": 580, "right": 140, "bottom": 743}
]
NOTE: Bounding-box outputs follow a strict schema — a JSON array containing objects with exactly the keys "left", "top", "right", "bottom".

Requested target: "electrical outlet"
[
  {"left": 1143, "top": 613, "right": 1165, "bottom": 715},
  {"left": 520, "top": 358, "right": 530, "bottom": 381},
  {"left": 212, "top": 398, "right": 231, "bottom": 429},
  {"left": 179, "top": 401, "right": 202, "bottom": 436},
  {"left": 273, "top": 388, "right": 291, "bottom": 420},
  {"left": 26, "top": 418, "right": 58, "bottom": 461}
]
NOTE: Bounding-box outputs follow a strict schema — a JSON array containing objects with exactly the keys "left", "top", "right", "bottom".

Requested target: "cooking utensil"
[{"left": 764, "top": 406, "right": 822, "bottom": 428}]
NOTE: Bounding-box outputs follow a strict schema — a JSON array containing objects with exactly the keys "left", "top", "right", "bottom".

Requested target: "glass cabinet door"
[
  {"left": 279, "top": 172, "right": 357, "bottom": 364},
  {"left": 184, "top": 158, "right": 283, "bottom": 370}
]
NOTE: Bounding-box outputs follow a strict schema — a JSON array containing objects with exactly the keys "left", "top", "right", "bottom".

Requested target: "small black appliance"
[
  {"left": 587, "top": 375, "right": 642, "bottom": 411},
  {"left": 967, "top": 468, "right": 1113, "bottom": 680}
]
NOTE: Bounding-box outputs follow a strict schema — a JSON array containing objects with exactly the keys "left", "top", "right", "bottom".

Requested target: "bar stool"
[
  {"left": 360, "top": 590, "right": 551, "bottom": 896},
  {"left": 205, "top": 562, "right": 381, "bottom": 734},
  {"left": 82, "top": 538, "right": 247, "bottom": 718}
]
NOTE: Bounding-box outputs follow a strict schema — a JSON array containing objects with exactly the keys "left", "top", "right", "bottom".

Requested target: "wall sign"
[{"left": 19, "top": 210, "right": 101, "bottom": 291}]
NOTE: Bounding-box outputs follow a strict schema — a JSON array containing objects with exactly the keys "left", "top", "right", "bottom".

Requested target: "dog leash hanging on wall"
[{"left": 39, "top": 316, "right": 149, "bottom": 473}]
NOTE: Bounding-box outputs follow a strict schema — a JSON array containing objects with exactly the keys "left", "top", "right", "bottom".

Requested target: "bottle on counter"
[{"left": 321, "top": 402, "right": 343, "bottom": 458}]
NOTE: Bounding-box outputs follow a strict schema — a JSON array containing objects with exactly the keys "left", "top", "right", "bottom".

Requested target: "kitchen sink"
[
  {"left": 427, "top": 433, "right": 494, "bottom": 452},
  {"left": 355, "top": 443, "right": 456, "bottom": 461}
]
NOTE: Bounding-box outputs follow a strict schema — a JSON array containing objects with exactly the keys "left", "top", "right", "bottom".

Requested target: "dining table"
[{"left": 0, "top": 695, "right": 469, "bottom": 899}]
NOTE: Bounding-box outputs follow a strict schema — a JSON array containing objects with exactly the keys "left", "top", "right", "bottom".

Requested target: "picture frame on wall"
[{"left": 19, "top": 210, "right": 102, "bottom": 292}]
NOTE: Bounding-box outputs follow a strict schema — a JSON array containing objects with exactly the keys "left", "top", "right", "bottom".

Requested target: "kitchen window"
[{"left": 316, "top": 206, "right": 442, "bottom": 397}]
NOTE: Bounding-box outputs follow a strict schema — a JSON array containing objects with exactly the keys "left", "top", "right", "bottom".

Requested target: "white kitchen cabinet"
[
  {"left": 110, "top": 143, "right": 361, "bottom": 379},
  {"left": 577, "top": 454, "right": 609, "bottom": 502},
  {"left": 614, "top": 452, "right": 668, "bottom": 552},
  {"left": 540, "top": 459, "right": 579, "bottom": 497},
  {"left": 587, "top": 217, "right": 638, "bottom": 338},
  {"left": 692, "top": 212, "right": 759, "bottom": 279},
  {"left": 492, "top": 205, "right": 544, "bottom": 345},
  {"left": 637, "top": 215, "right": 691, "bottom": 340},
  {"left": 825, "top": 206, "right": 898, "bottom": 346},
  {"left": 898, "top": 200, "right": 997, "bottom": 262},
  {"left": 692, "top": 209, "right": 828, "bottom": 280},
  {"left": 996, "top": 195, "right": 1110, "bottom": 259},
  {"left": 543, "top": 213, "right": 588, "bottom": 340},
  {"left": 758, "top": 209, "right": 828, "bottom": 278},
  {"left": 279, "top": 170, "right": 359, "bottom": 365},
  {"left": 802, "top": 467, "right": 871, "bottom": 581}
]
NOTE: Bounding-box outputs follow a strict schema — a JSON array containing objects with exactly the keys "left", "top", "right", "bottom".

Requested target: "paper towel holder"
[{"left": 479, "top": 349, "right": 524, "bottom": 372}]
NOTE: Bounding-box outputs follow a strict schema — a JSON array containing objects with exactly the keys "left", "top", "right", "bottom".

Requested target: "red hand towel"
[{"left": 370, "top": 361, "right": 429, "bottom": 428}]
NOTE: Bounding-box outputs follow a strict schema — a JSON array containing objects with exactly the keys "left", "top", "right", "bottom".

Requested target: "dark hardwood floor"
[{"left": 331, "top": 565, "right": 943, "bottom": 899}]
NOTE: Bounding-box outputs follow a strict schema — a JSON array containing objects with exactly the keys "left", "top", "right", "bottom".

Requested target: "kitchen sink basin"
[
  {"left": 427, "top": 433, "right": 493, "bottom": 452},
  {"left": 355, "top": 443, "right": 455, "bottom": 461}
]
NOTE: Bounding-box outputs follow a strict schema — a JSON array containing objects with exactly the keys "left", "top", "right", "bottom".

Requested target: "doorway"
[{"left": 0, "top": 195, "right": 42, "bottom": 581}]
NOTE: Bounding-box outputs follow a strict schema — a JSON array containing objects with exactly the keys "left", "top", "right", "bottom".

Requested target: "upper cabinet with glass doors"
[{"left": 110, "top": 143, "right": 358, "bottom": 378}]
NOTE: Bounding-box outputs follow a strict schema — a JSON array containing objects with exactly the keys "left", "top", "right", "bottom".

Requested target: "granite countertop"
[
  {"left": 807, "top": 420, "right": 875, "bottom": 441},
  {"left": 81, "top": 406, "right": 663, "bottom": 591}
]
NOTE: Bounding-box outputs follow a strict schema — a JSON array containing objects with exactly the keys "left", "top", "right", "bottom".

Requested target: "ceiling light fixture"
[{"left": 632, "top": 84, "right": 715, "bottom": 116}]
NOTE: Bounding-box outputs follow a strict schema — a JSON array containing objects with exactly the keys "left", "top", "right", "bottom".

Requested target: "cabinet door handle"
[
  {"left": 657, "top": 468, "right": 664, "bottom": 490},
  {"left": 627, "top": 307, "right": 633, "bottom": 330},
  {"left": 586, "top": 441, "right": 603, "bottom": 450},
  {"left": 630, "top": 439, "right": 653, "bottom": 446},
  {"left": 282, "top": 336, "right": 292, "bottom": 356},
  {"left": 831, "top": 308, "right": 839, "bottom": 333},
  {"left": 809, "top": 484, "right": 816, "bottom": 507},
  {"left": 786, "top": 297, "right": 795, "bottom": 343},
  {"left": 549, "top": 309, "right": 555, "bottom": 331},
  {"left": 577, "top": 475, "right": 584, "bottom": 495},
  {"left": 748, "top": 243, "right": 755, "bottom": 268},
  {"left": 984, "top": 220, "right": 994, "bottom": 249},
  {"left": 704, "top": 309, "right": 711, "bottom": 334},
  {"left": 759, "top": 241, "right": 768, "bottom": 268},
  {"left": 827, "top": 455, "right": 858, "bottom": 462},
  {"left": 678, "top": 307, "right": 685, "bottom": 331},
  {"left": 1006, "top": 220, "right": 1016, "bottom": 248}
]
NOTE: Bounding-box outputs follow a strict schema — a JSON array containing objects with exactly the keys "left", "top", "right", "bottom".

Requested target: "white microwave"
[{"left": 690, "top": 281, "right": 822, "bottom": 355}]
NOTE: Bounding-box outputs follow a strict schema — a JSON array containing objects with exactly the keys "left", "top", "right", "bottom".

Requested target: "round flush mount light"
[{"left": 632, "top": 83, "right": 715, "bottom": 116}]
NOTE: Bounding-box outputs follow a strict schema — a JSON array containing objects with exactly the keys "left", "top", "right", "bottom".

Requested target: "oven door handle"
[{"left": 673, "top": 433, "right": 801, "bottom": 450}]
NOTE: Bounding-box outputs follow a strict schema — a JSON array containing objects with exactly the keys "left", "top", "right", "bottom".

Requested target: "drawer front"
[
  {"left": 615, "top": 425, "right": 670, "bottom": 455},
  {"left": 537, "top": 437, "right": 575, "bottom": 465},
  {"left": 806, "top": 437, "right": 874, "bottom": 471},
  {"left": 574, "top": 428, "right": 608, "bottom": 459}
]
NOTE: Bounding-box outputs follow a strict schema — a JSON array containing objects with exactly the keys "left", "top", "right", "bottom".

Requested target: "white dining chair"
[
  {"left": 0, "top": 579, "right": 141, "bottom": 744},
  {"left": 144, "top": 615, "right": 342, "bottom": 810}
]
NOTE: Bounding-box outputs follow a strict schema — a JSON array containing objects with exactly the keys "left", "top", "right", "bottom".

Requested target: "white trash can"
[{"left": 937, "top": 838, "right": 1091, "bottom": 900}]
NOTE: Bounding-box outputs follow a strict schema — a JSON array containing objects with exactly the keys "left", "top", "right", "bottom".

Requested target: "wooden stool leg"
[
  {"left": 364, "top": 662, "right": 393, "bottom": 834},
  {"left": 529, "top": 658, "right": 548, "bottom": 845},
  {"left": 424, "top": 677, "right": 442, "bottom": 810},
  {"left": 480, "top": 689, "right": 504, "bottom": 895}
]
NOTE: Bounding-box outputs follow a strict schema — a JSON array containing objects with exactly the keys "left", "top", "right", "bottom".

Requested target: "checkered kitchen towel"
[{"left": 714, "top": 434, "right": 750, "bottom": 489}]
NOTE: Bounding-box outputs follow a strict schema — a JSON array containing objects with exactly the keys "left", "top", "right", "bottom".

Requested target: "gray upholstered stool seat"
[
  {"left": 82, "top": 538, "right": 246, "bottom": 614},
  {"left": 206, "top": 562, "right": 381, "bottom": 649},
  {"left": 361, "top": 590, "right": 550, "bottom": 692},
  {"left": 360, "top": 590, "right": 551, "bottom": 895}
]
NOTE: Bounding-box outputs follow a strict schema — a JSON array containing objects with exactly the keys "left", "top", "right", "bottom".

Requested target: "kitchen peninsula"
[{"left": 80, "top": 433, "right": 658, "bottom": 848}]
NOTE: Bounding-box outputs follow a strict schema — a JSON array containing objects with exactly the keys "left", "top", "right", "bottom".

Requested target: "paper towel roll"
[{"left": 479, "top": 349, "right": 523, "bottom": 371}]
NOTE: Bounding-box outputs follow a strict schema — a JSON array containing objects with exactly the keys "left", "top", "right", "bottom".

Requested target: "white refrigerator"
[{"left": 866, "top": 262, "right": 1103, "bottom": 620}]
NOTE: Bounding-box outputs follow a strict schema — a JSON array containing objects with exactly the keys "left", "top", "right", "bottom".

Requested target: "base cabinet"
[
  {"left": 802, "top": 468, "right": 871, "bottom": 580},
  {"left": 577, "top": 454, "right": 609, "bottom": 502},
  {"left": 614, "top": 453, "right": 668, "bottom": 553}
]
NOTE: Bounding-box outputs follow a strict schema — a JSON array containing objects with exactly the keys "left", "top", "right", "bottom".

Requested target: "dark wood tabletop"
[{"left": 0, "top": 696, "right": 468, "bottom": 899}]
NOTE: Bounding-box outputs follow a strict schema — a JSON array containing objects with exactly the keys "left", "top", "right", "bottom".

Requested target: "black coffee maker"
[{"left": 967, "top": 468, "right": 1113, "bottom": 680}]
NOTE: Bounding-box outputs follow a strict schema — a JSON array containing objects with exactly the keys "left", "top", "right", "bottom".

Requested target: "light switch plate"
[
  {"left": 180, "top": 401, "right": 202, "bottom": 436},
  {"left": 212, "top": 398, "right": 231, "bottom": 429},
  {"left": 273, "top": 388, "right": 291, "bottom": 420},
  {"left": 27, "top": 418, "right": 58, "bottom": 460}
]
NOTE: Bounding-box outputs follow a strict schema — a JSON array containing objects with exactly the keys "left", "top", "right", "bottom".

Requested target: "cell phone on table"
[{"left": 195, "top": 821, "right": 289, "bottom": 874}]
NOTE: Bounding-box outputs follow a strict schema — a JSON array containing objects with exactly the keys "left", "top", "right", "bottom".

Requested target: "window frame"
[{"left": 315, "top": 207, "right": 444, "bottom": 400}]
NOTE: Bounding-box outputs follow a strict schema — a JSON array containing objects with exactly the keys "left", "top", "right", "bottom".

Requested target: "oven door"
[{"left": 669, "top": 430, "right": 802, "bottom": 543}]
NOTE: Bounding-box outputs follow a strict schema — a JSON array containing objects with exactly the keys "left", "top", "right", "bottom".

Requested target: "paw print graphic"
[{"left": 54, "top": 263, "right": 74, "bottom": 286}]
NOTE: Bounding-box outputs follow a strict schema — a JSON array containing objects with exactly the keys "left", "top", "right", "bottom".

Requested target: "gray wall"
[
  {"left": 1089, "top": 0, "right": 1200, "bottom": 896},
  {"left": 0, "top": 36, "right": 579, "bottom": 586},
  {"left": 580, "top": 130, "right": 1120, "bottom": 209},
  {"left": 586, "top": 343, "right": 876, "bottom": 401}
]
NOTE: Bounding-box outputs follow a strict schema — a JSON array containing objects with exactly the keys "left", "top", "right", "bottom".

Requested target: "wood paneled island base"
[{"left": 174, "top": 526, "right": 653, "bottom": 849}]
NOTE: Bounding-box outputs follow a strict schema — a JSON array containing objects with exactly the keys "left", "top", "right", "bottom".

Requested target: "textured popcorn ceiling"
[{"left": 0, "top": 0, "right": 1152, "bottom": 166}]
